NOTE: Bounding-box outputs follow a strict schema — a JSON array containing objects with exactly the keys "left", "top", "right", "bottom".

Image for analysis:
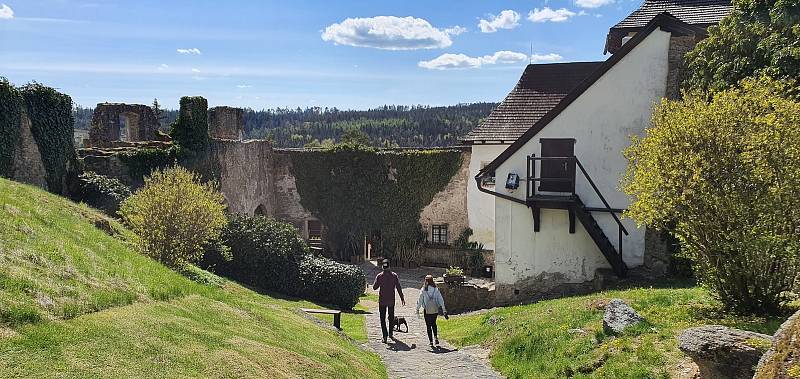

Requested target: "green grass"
[
  {"left": 439, "top": 285, "right": 783, "bottom": 379},
  {"left": 306, "top": 300, "right": 370, "bottom": 343},
  {"left": 0, "top": 178, "right": 385, "bottom": 378}
]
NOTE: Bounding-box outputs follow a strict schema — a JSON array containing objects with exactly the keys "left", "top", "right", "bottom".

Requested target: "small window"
[{"left": 431, "top": 224, "right": 448, "bottom": 245}]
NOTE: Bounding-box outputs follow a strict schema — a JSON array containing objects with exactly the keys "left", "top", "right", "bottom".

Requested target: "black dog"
[{"left": 393, "top": 316, "right": 408, "bottom": 333}]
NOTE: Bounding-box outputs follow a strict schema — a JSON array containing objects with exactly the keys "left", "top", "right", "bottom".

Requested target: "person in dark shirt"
[{"left": 372, "top": 259, "right": 405, "bottom": 343}]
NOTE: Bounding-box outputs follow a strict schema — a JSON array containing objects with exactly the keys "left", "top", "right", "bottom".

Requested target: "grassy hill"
[
  {"left": 0, "top": 178, "right": 385, "bottom": 378},
  {"left": 439, "top": 285, "right": 783, "bottom": 379}
]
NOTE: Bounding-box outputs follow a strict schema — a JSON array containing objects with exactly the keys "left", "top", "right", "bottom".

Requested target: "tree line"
[{"left": 73, "top": 103, "right": 497, "bottom": 148}]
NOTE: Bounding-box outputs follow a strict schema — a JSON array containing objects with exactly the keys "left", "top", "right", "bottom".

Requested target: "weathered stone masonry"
[{"left": 89, "top": 103, "right": 160, "bottom": 147}]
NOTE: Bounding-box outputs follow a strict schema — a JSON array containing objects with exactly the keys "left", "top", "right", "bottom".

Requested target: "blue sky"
[{"left": 0, "top": 0, "right": 642, "bottom": 109}]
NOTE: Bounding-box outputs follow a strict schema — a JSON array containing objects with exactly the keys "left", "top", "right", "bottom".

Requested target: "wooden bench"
[{"left": 301, "top": 308, "right": 342, "bottom": 330}]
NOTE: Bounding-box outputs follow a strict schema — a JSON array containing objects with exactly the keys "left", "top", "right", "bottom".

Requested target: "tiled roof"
[
  {"left": 462, "top": 62, "right": 602, "bottom": 143},
  {"left": 613, "top": 0, "right": 731, "bottom": 29}
]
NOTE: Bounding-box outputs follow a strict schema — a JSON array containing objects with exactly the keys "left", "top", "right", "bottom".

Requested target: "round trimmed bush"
[
  {"left": 206, "top": 214, "right": 366, "bottom": 309},
  {"left": 299, "top": 255, "right": 366, "bottom": 309},
  {"left": 208, "top": 215, "right": 309, "bottom": 295}
]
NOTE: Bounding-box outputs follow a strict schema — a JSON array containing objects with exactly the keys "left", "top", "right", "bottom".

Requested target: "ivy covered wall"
[
  {"left": 20, "top": 83, "right": 77, "bottom": 194},
  {"left": 170, "top": 96, "right": 208, "bottom": 156},
  {"left": 289, "top": 144, "right": 463, "bottom": 259},
  {"left": 0, "top": 79, "right": 75, "bottom": 194},
  {"left": 0, "top": 78, "right": 23, "bottom": 178}
]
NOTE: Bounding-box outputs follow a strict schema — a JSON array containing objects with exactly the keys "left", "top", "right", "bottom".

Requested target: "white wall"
[
  {"left": 493, "top": 29, "right": 671, "bottom": 286},
  {"left": 467, "top": 144, "right": 509, "bottom": 250}
]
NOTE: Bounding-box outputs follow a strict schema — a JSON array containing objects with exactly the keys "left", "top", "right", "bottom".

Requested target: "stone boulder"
[
  {"left": 678, "top": 325, "right": 771, "bottom": 379},
  {"left": 753, "top": 310, "right": 800, "bottom": 379},
  {"left": 602, "top": 298, "right": 644, "bottom": 335}
]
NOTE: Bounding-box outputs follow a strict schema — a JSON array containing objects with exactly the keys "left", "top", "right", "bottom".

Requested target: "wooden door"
[{"left": 538, "top": 138, "right": 575, "bottom": 192}]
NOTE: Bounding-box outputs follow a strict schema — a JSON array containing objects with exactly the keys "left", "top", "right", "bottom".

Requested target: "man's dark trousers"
[{"left": 379, "top": 305, "right": 395, "bottom": 339}]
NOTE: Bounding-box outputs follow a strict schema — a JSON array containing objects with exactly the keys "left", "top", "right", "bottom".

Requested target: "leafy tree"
[
  {"left": 120, "top": 166, "right": 227, "bottom": 268},
  {"left": 623, "top": 77, "right": 800, "bottom": 314},
  {"left": 339, "top": 127, "right": 370, "bottom": 146},
  {"left": 684, "top": 0, "right": 800, "bottom": 92},
  {"left": 151, "top": 98, "right": 166, "bottom": 130}
]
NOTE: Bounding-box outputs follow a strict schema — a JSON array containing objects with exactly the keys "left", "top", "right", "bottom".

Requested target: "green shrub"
[
  {"left": 120, "top": 166, "right": 227, "bottom": 268},
  {"left": 623, "top": 77, "right": 800, "bottom": 314},
  {"left": 207, "top": 215, "right": 308, "bottom": 294},
  {"left": 206, "top": 215, "right": 365, "bottom": 309},
  {"left": 118, "top": 147, "right": 177, "bottom": 183},
  {"left": 73, "top": 172, "right": 131, "bottom": 216},
  {"left": 299, "top": 255, "right": 366, "bottom": 309}
]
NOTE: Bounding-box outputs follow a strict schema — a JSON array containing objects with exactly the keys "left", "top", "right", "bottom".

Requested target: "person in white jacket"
[{"left": 416, "top": 274, "right": 448, "bottom": 348}]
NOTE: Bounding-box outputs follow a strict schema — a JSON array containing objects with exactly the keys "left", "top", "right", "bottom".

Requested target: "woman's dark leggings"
[{"left": 424, "top": 313, "right": 438, "bottom": 343}]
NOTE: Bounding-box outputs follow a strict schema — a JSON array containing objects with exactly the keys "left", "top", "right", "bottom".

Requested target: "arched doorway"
[{"left": 254, "top": 204, "right": 268, "bottom": 216}]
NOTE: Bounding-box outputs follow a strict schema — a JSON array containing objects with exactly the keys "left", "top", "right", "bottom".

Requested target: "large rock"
[
  {"left": 678, "top": 325, "right": 771, "bottom": 379},
  {"left": 754, "top": 310, "right": 800, "bottom": 379},
  {"left": 602, "top": 298, "right": 644, "bottom": 335}
]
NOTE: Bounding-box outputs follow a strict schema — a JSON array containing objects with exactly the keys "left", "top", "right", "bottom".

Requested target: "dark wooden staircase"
[{"left": 527, "top": 155, "right": 629, "bottom": 277}]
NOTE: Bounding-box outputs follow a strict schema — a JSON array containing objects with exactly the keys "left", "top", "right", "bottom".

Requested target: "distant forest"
[{"left": 73, "top": 103, "right": 497, "bottom": 148}]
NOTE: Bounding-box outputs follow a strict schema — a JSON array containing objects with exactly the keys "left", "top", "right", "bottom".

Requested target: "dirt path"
[{"left": 362, "top": 262, "right": 502, "bottom": 379}]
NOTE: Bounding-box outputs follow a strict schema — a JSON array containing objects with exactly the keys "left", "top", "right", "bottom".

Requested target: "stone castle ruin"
[
  {"left": 89, "top": 103, "right": 161, "bottom": 147},
  {"left": 79, "top": 99, "right": 471, "bottom": 262}
]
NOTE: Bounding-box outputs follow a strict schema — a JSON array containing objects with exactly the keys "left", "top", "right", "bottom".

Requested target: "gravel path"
[{"left": 362, "top": 262, "right": 502, "bottom": 379}]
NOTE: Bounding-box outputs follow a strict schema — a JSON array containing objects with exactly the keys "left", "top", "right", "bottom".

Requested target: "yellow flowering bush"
[
  {"left": 120, "top": 166, "right": 226, "bottom": 268},
  {"left": 623, "top": 77, "right": 800, "bottom": 314}
]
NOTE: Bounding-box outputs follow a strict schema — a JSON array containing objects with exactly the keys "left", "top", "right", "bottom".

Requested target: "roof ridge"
[{"left": 477, "top": 13, "right": 699, "bottom": 174}]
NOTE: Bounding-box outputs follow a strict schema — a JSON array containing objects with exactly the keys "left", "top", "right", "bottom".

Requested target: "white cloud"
[
  {"left": 419, "top": 54, "right": 482, "bottom": 70},
  {"left": 575, "top": 0, "right": 614, "bottom": 8},
  {"left": 177, "top": 48, "right": 202, "bottom": 55},
  {"left": 236, "top": 84, "right": 252, "bottom": 88},
  {"left": 419, "top": 50, "right": 528, "bottom": 70},
  {"left": 478, "top": 10, "right": 520, "bottom": 33},
  {"left": 191, "top": 68, "right": 200, "bottom": 73},
  {"left": 321, "top": 16, "right": 453, "bottom": 50},
  {"left": 0, "top": 4, "right": 14, "bottom": 19},
  {"left": 530, "top": 53, "right": 563, "bottom": 63},
  {"left": 157, "top": 64, "right": 169, "bottom": 71},
  {"left": 528, "top": 7, "right": 577, "bottom": 23},
  {"left": 444, "top": 25, "right": 467, "bottom": 36}
]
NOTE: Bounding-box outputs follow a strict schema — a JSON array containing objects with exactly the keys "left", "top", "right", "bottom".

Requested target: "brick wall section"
[
  {"left": 418, "top": 148, "right": 470, "bottom": 245},
  {"left": 665, "top": 35, "right": 697, "bottom": 100},
  {"left": 208, "top": 106, "right": 244, "bottom": 140},
  {"left": 11, "top": 112, "right": 48, "bottom": 190}
]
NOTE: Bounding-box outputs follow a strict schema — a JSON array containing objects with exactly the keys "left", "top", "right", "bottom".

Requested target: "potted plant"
[{"left": 443, "top": 266, "right": 465, "bottom": 285}]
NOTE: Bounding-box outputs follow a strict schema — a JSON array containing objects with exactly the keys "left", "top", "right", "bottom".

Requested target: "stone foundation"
[
  {"left": 495, "top": 269, "right": 617, "bottom": 306},
  {"left": 437, "top": 279, "right": 495, "bottom": 314}
]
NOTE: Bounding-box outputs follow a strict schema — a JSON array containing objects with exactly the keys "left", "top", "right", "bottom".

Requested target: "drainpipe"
[{"left": 474, "top": 172, "right": 526, "bottom": 206}]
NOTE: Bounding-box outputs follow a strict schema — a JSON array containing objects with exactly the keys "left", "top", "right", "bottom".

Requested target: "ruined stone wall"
[
  {"left": 271, "top": 150, "right": 317, "bottom": 237},
  {"left": 665, "top": 35, "right": 698, "bottom": 100},
  {"left": 419, "top": 148, "right": 470, "bottom": 245},
  {"left": 208, "top": 106, "right": 244, "bottom": 140},
  {"left": 11, "top": 112, "right": 48, "bottom": 190},
  {"left": 89, "top": 103, "right": 160, "bottom": 147},
  {"left": 209, "top": 139, "right": 276, "bottom": 216}
]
